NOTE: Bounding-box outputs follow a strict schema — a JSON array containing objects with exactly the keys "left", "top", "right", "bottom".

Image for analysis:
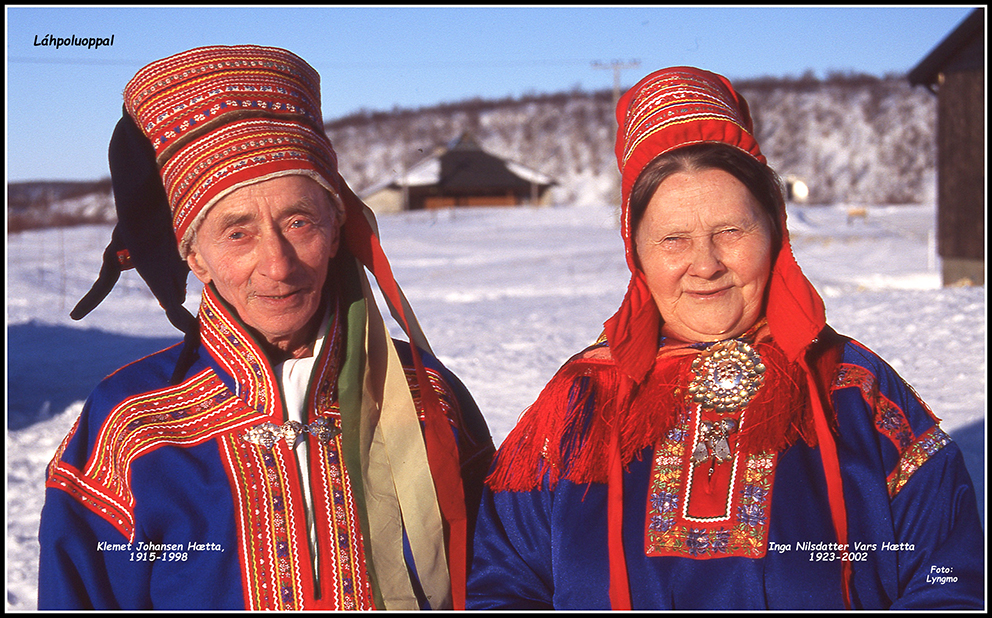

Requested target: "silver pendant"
[
  {"left": 692, "top": 418, "right": 740, "bottom": 466},
  {"left": 688, "top": 339, "right": 766, "bottom": 414},
  {"left": 710, "top": 418, "right": 738, "bottom": 462},
  {"left": 691, "top": 435, "right": 711, "bottom": 464}
]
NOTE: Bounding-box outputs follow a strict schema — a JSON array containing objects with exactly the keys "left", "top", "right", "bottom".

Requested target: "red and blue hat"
[
  {"left": 122, "top": 45, "right": 342, "bottom": 256},
  {"left": 604, "top": 66, "right": 826, "bottom": 382}
]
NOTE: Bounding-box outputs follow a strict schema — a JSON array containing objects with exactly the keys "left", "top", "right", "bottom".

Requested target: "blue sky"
[{"left": 5, "top": 5, "right": 978, "bottom": 182}]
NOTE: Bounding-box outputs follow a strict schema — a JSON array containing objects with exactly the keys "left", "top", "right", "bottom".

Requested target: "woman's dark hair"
[{"left": 628, "top": 142, "right": 786, "bottom": 253}]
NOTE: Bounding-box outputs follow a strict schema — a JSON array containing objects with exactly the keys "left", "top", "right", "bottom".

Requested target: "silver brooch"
[
  {"left": 688, "top": 339, "right": 766, "bottom": 414},
  {"left": 242, "top": 417, "right": 341, "bottom": 449}
]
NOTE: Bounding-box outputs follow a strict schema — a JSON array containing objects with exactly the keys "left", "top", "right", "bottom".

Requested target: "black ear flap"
[
  {"left": 69, "top": 223, "right": 127, "bottom": 320},
  {"left": 72, "top": 109, "right": 200, "bottom": 384},
  {"left": 72, "top": 109, "right": 197, "bottom": 337},
  {"left": 109, "top": 109, "right": 198, "bottom": 336}
]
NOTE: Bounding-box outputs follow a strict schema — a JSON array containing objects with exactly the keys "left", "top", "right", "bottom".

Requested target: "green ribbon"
[{"left": 335, "top": 256, "right": 386, "bottom": 609}]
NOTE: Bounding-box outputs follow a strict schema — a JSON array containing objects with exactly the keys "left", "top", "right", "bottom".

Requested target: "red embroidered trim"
[
  {"left": 644, "top": 403, "right": 777, "bottom": 559},
  {"left": 46, "top": 461, "right": 134, "bottom": 540},
  {"left": 48, "top": 369, "right": 258, "bottom": 541},
  {"left": 46, "top": 412, "right": 81, "bottom": 480},
  {"left": 199, "top": 286, "right": 280, "bottom": 418},
  {"left": 220, "top": 420, "right": 373, "bottom": 610},
  {"left": 886, "top": 425, "right": 952, "bottom": 498},
  {"left": 205, "top": 284, "right": 372, "bottom": 610},
  {"left": 404, "top": 366, "right": 458, "bottom": 424},
  {"left": 312, "top": 431, "right": 374, "bottom": 610},
  {"left": 833, "top": 362, "right": 917, "bottom": 452},
  {"left": 221, "top": 435, "right": 302, "bottom": 610}
]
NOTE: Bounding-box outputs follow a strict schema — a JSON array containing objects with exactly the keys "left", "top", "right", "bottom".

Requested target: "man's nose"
[{"left": 257, "top": 231, "right": 297, "bottom": 280}]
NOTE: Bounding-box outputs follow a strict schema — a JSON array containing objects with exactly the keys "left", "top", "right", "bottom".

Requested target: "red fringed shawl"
[{"left": 487, "top": 327, "right": 830, "bottom": 493}]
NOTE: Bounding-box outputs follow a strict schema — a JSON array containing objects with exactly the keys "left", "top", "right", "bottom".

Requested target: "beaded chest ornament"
[{"left": 687, "top": 339, "right": 766, "bottom": 468}]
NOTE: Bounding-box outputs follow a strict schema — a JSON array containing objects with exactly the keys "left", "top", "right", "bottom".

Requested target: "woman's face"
[{"left": 634, "top": 168, "right": 775, "bottom": 343}]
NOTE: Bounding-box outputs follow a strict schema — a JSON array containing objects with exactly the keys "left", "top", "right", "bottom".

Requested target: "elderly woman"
[
  {"left": 466, "top": 67, "right": 983, "bottom": 609},
  {"left": 38, "top": 45, "right": 493, "bottom": 610}
]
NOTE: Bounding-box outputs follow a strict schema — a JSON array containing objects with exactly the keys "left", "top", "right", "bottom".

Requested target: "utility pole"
[
  {"left": 593, "top": 60, "right": 641, "bottom": 208},
  {"left": 592, "top": 59, "right": 642, "bottom": 116}
]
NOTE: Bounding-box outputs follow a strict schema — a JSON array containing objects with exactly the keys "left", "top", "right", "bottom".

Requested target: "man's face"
[{"left": 186, "top": 175, "right": 342, "bottom": 357}]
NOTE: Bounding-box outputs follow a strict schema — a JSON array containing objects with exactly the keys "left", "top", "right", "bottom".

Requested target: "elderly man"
[{"left": 38, "top": 45, "right": 493, "bottom": 611}]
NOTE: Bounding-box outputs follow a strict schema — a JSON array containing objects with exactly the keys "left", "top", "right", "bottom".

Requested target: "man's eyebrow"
[
  {"left": 286, "top": 195, "right": 326, "bottom": 213},
  {"left": 211, "top": 194, "right": 330, "bottom": 231},
  {"left": 282, "top": 195, "right": 336, "bottom": 220},
  {"left": 215, "top": 211, "right": 254, "bottom": 231}
]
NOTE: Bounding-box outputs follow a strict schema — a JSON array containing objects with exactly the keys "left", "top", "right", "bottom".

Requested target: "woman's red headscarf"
[
  {"left": 603, "top": 67, "right": 827, "bottom": 383},
  {"left": 601, "top": 67, "right": 851, "bottom": 609}
]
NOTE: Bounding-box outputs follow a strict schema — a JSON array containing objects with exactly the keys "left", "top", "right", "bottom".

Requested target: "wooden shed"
[
  {"left": 908, "top": 7, "right": 985, "bottom": 286},
  {"left": 361, "top": 133, "right": 556, "bottom": 213}
]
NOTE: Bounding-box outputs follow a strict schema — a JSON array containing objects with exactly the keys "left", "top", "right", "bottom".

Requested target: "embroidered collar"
[{"left": 197, "top": 280, "right": 344, "bottom": 426}]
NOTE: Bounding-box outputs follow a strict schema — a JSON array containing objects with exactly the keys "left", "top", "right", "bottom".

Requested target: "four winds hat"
[{"left": 122, "top": 45, "right": 343, "bottom": 257}]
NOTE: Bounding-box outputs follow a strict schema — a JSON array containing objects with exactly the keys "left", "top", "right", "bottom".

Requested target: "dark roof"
[{"left": 908, "top": 8, "right": 985, "bottom": 87}]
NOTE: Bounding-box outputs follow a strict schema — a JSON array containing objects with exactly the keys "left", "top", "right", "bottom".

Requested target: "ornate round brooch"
[{"left": 688, "top": 339, "right": 767, "bottom": 414}]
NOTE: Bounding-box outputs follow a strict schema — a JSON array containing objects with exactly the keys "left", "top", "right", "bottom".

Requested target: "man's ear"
[{"left": 186, "top": 249, "right": 212, "bottom": 285}]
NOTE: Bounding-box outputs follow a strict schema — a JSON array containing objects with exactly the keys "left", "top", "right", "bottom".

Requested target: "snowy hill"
[
  {"left": 7, "top": 180, "right": 115, "bottom": 232},
  {"left": 5, "top": 197, "right": 985, "bottom": 610},
  {"left": 7, "top": 73, "right": 936, "bottom": 228},
  {"left": 326, "top": 73, "right": 935, "bottom": 207}
]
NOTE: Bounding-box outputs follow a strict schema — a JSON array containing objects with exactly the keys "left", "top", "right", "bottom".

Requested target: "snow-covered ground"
[{"left": 5, "top": 200, "right": 985, "bottom": 610}]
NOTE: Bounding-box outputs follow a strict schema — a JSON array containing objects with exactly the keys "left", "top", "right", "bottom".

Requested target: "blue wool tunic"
[
  {"left": 38, "top": 285, "right": 492, "bottom": 610},
  {"left": 467, "top": 338, "right": 984, "bottom": 609}
]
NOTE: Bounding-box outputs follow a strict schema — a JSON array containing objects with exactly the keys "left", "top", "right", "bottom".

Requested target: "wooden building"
[
  {"left": 361, "top": 133, "right": 556, "bottom": 213},
  {"left": 908, "top": 7, "right": 985, "bottom": 286}
]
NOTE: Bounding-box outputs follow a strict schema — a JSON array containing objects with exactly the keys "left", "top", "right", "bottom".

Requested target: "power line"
[{"left": 7, "top": 56, "right": 142, "bottom": 66}]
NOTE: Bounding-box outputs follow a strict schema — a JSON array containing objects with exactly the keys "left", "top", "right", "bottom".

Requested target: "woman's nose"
[{"left": 687, "top": 237, "right": 725, "bottom": 279}]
